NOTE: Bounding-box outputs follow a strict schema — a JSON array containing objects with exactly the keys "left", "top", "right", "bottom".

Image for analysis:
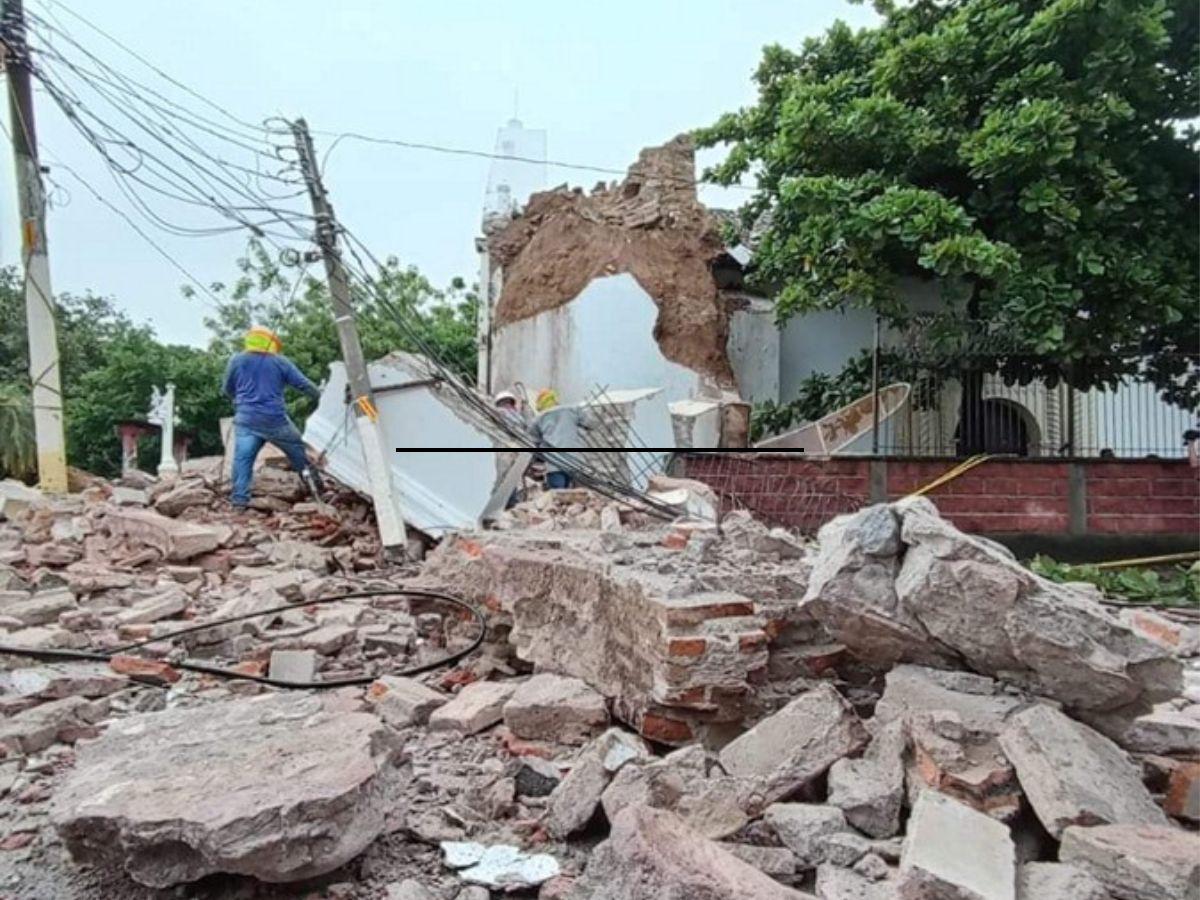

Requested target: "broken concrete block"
[
  {"left": 386, "top": 881, "right": 436, "bottom": 900},
  {"left": 153, "top": 481, "right": 215, "bottom": 517},
  {"left": 803, "top": 499, "right": 1182, "bottom": 714},
  {"left": 764, "top": 803, "right": 852, "bottom": 869},
  {"left": 828, "top": 720, "right": 906, "bottom": 838},
  {"left": 51, "top": 693, "right": 402, "bottom": 887},
  {"left": 722, "top": 843, "right": 797, "bottom": 877},
  {"left": 571, "top": 805, "right": 813, "bottom": 899},
  {"left": 819, "top": 831, "right": 873, "bottom": 868},
  {"left": 109, "top": 486, "right": 148, "bottom": 506},
  {"left": 998, "top": 705, "right": 1167, "bottom": 838},
  {"left": 0, "top": 479, "right": 43, "bottom": 519},
  {"left": 0, "top": 696, "right": 102, "bottom": 757},
  {"left": 544, "top": 728, "right": 652, "bottom": 839},
  {"left": 545, "top": 752, "right": 610, "bottom": 839},
  {"left": 301, "top": 624, "right": 357, "bottom": 655},
  {"left": 1060, "top": 824, "right": 1200, "bottom": 900},
  {"left": 25, "top": 540, "right": 83, "bottom": 567},
  {"left": 268, "top": 649, "right": 317, "bottom": 684},
  {"left": 503, "top": 673, "right": 609, "bottom": 745},
  {"left": 365, "top": 676, "right": 447, "bottom": 728},
  {"left": 0, "top": 664, "right": 125, "bottom": 700},
  {"left": 1090, "top": 705, "right": 1200, "bottom": 755},
  {"left": 3, "top": 588, "right": 75, "bottom": 626},
  {"left": 898, "top": 791, "right": 1014, "bottom": 900},
  {"left": 105, "top": 508, "right": 224, "bottom": 561},
  {"left": 428, "top": 681, "right": 516, "bottom": 734},
  {"left": 601, "top": 745, "right": 750, "bottom": 840},
  {"left": 1016, "top": 863, "right": 1111, "bottom": 900},
  {"left": 113, "top": 589, "right": 186, "bottom": 626},
  {"left": 906, "top": 709, "right": 1022, "bottom": 821},
  {"left": 718, "top": 684, "right": 868, "bottom": 805},
  {"left": 816, "top": 864, "right": 899, "bottom": 900}
]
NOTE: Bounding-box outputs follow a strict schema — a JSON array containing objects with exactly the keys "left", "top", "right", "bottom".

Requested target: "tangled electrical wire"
[
  {"left": 11, "top": 2, "right": 684, "bottom": 518},
  {"left": 0, "top": 588, "right": 487, "bottom": 690}
]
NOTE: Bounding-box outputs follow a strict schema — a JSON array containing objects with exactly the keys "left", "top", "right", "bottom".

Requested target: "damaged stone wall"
[{"left": 487, "top": 135, "right": 737, "bottom": 388}]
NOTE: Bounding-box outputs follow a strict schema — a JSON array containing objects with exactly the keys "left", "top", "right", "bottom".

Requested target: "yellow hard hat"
[
  {"left": 535, "top": 388, "right": 559, "bottom": 412},
  {"left": 245, "top": 326, "right": 282, "bottom": 354}
]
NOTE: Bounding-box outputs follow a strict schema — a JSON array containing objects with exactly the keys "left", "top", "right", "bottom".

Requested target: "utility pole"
[
  {"left": 291, "top": 118, "right": 408, "bottom": 554},
  {"left": 2, "top": 0, "right": 68, "bottom": 492}
]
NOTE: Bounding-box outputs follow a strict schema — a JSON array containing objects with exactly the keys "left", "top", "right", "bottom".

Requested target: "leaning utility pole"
[
  {"left": 291, "top": 118, "right": 408, "bottom": 554},
  {"left": 2, "top": 0, "right": 68, "bottom": 492}
]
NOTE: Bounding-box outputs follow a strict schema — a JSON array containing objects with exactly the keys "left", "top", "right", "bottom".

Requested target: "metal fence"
[{"left": 865, "top": 351, "right": 1198, "bottom": 459}]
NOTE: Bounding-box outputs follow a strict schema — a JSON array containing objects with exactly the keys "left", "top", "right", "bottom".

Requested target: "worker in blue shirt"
[{"left": 222, "top": 326, "right": 322, "bottom": 509}]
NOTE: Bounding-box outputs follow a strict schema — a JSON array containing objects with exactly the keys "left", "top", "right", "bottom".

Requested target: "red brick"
[
  {"left": 738, "top": 632, "right": 768, "bottom": 654},
  {"left": 667, "top": 637, "right": 707, "bottom": 659},
  {"left": 1165, "top": 761, "right": 1200, "bottom": 822},
  {"left": 109, "top": 654, "right": 181, "bottom": 686},
  {"left": 1088, "top": 497, "right": 1197, "bottom": 516},
  {"left": 1153, "top": 478, "right": 1200, "bottom": 498},
  {"left": 640, "top": 713, "right": 694, "bottom": 744},
  {"left": 1087, "top": 478, "right": 1150, "bottom": 498}
]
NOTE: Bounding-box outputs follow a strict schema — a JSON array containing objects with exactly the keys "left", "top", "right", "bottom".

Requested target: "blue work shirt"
[{"left": 222, "top": 351, "right": 320, "bottom": 429}]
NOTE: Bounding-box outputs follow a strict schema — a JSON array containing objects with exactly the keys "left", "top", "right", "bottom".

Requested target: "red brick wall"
[
  {"left": 681, "top": 454, "right": 1199, "bottom": 537},
  {"left": 1085, "top": 461, "right": 1200, "bottom": 535}
]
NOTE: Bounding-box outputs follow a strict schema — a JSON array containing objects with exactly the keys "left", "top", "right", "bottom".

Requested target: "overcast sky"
[{"left": 1, "top": 0, "right": 876, "bottom": 347}]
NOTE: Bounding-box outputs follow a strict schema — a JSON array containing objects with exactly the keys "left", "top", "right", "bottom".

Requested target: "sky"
[{"left": 1, "top": 0, "right": 878, "bottom": 347}]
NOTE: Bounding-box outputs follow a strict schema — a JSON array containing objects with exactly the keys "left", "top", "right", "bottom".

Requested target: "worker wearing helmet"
[
  {"left": 222, "top": 327, "right": 322, "bottom": 510},
  {"left": 530, "top": 388, "right": 588, "bottom": 489}
]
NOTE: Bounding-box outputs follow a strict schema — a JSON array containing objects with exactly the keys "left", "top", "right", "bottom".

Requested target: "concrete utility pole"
[
  {"left": 2, "top": 0, "right": 68, "bottom": 492},
  {"left": 291, "top": 118, "right": 408, "bottom": 554}
]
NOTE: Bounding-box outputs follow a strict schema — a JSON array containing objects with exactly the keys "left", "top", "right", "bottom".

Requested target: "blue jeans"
[
  {"left": 545, "top": 471, "right": 574, "bottom": 490},
  {"left": 231, "top": 419, "right": 309, "bottom": 506}
]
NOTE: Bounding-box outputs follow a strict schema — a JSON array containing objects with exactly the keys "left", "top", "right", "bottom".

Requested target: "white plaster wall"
[
  {"left": 728, "top": 300, "right": 781, "bottom": 404},
  {"left": 778, "top": 278, "right": 946, "bottom": 401},
  {"left": 491, "top": 274, "right": 706, "bottom": 449}
]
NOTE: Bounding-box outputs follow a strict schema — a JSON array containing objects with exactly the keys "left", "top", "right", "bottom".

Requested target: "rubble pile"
[{"left": 1, "top": 476, "right": 1198, "bottom": 899}]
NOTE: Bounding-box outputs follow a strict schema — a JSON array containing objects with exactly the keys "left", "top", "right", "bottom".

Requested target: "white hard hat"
[{"left": 494, "top": 391, "right": 518, "bottom": 404}]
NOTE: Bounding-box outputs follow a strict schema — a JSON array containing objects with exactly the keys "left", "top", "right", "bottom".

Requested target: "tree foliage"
[
  {"left": 194, "top": 239, "right": 478, "bottom": 422},
  {"left": 698, "top": 0, "right": 1199, "bottom": 396},
  {"left": 1, "top": 238, "right": 478, "bottom": 479}
]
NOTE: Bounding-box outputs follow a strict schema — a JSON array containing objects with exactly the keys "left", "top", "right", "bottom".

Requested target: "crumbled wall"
[{"left": 487, "top": 135, "right": 737, "bottom": 388}]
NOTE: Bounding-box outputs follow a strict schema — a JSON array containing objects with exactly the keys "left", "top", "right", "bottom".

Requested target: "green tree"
[
  {"left": 698, "top": 0, "right": 1199, "bottom": 406},
  {"left": 65, "top": 331, "right": 229, "bottom": 476},
  {"left": 194, "top": 239, "right": 479, "bottom": 422}
]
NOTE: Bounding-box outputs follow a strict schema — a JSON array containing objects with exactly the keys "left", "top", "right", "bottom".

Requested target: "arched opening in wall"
[{"left": 956, "top": 397, "right": 1038, "bottom": 456}]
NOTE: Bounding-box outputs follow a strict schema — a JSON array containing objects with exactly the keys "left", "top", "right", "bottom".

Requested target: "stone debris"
[
  {"left": 428, "top": 680, "right": 517, "bottom": 734},
  {"left": 0, "top": 470, "right": 1197, "bottom": 898},
  {"left": 1059, "top": 824, "right": 1200, "bottom": 900},
  {"left": 998, "top": 704, "right": 1168, "bottom": 837},
  {"left": 601, "top": 744, "right": 751, "bottom": 839},
  {"left": 765, "top": 803, "right": 854, "bottom": 869},
  {"left": 718, "top": 683, "right": 868, "bottom": 804},
  {"left": 544, "top": 727, "right": 653, "bottom": 839},
  {"left": 804, "top": 498, "right": 1181, "bottom": 714},
  {"left": 367, "top": 675, "right": 448, "bottom": 727},
  {"left": 51, "top": 693, "right": 402, "bottom": 887},
  {"left": 828, "top": 719, "right": 906, "bottom": 838},
  {"left": 502, "top": 673, "right": 609, "bottom": 744},
  {"left": 571, "top": 805, "right": 814, "bottom": 899},
  {"left": 898, "top": 790, "right": 1015, "bottom": 900},
  {"left": 441, "top": 841, "right": 561, "bottom": 890},
  {"left": 1016, "top": 862, "right": 1112, "bottom": 900}
]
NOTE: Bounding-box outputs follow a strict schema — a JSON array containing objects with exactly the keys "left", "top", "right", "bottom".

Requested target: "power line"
[{"left": 315, "top": 129, "right": 757, "bottom": 193}]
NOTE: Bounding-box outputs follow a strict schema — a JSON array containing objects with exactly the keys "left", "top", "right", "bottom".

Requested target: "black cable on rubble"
[{"left": 0, "top": 588, "right": 487, "bottom": 690}]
